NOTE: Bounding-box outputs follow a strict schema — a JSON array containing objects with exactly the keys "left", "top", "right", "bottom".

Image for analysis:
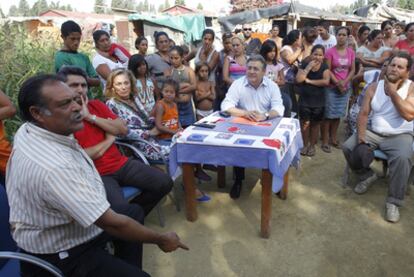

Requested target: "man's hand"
[
  {"left": 157, "top": 232, "right": 189, "bottom": 253},
  {"left": 243, "top": 111, "right": 266, "bottom": 122},
  {"left": 80, "top": 95, "right": 91, "bottom": 120},
  {"left": 384, "top": 75, "right": 403, "bottom": 96}
]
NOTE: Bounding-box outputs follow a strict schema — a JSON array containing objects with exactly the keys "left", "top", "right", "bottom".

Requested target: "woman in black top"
[{"left": 296, "top": 45, "right": 330, "bottom": 156}]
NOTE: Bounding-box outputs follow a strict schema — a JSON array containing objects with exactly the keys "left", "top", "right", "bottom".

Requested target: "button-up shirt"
[
  {"left": 221, "top": 76, "right": 285, "bottom": 116},
  {"left": 6, "top": 123, "right": 110, "bottom": 254}
]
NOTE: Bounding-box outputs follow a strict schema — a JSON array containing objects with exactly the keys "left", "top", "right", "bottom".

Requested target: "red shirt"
[
  {"left": 395, "top": 39, "right": 414, "bottom": 56},
  {"left": 74, "top": 100, "right": 128, "bottom": 175}
]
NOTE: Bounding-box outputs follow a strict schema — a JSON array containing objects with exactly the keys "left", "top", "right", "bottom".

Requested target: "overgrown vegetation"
[{"left": 0, "top": 22, "right": 98, "bottom": 140}]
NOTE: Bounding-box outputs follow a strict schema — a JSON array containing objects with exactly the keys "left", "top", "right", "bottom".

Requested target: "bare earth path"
[{"left": 143, "top": 131, "right": 414, "bottom": 277}]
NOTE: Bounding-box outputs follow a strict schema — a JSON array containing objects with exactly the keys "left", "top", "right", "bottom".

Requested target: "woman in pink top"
[
  {"left": 322, "top": 26, "right": 355, "bottom": 153},
  {"left": 394, "top": 22, "right": 414, "bottom": 80}
]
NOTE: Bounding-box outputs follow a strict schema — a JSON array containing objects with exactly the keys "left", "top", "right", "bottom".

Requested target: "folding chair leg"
[
  {"left": 156, "top": 204, "right": 165, "bottom": 227},
  {"left": 342, "top": 164, "right": 350, "bottom": 187}
]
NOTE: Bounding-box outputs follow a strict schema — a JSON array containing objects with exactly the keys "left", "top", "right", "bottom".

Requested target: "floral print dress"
[{"left": 106, "top": 97, "right": 170, "bottom": 161}]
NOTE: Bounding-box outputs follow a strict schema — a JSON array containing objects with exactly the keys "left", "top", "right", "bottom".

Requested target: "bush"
[{"left": 0, "top": 22, "right": 99, "bottom": 140}]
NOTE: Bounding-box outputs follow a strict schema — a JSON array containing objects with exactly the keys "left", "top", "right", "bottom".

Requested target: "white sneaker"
[
  {"left": 354, "top": 173, "right": 378, "bottom": 194},
  {"left": 385, "top": 203, "right": 400, "bottom": 223}
]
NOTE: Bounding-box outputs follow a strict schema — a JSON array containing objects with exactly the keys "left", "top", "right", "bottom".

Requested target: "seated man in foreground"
[
  {"left": 7, "top": 74, "right": 188, "bottom": 276},
  {"left": 342, "top": 52, "right": 414, "bottom": 223},
  {"left": 221, "top": 55, "right": 285, "bottom": 199},
  {"left": 58, "top": 66, "right": 172, "bottom": 216}
]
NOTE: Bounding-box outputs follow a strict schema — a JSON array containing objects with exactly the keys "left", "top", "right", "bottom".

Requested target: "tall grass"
[{"left": 0, "top": 22, "right": 98, "bottom": 140}]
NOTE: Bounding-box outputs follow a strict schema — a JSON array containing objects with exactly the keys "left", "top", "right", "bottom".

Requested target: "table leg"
[
  {"left": 217, "top": 166, "right": 226, "bottom": 188},
  {"left": 182, "top": 163, "right": 198, "bottom": 221},
  {"left": 277, "top": 168, "right": 290, "bottom": 200},
  {"left": 261, "top": 169, "right": 272, "bottom": 238}
]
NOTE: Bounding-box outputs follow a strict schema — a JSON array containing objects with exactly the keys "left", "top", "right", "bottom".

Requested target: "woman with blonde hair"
[
  {"left": 222, "top": 36, "right": 248, "bottom": 86},
  {"left": 105, "top": 68, "right": 170, "bottom": 161}
]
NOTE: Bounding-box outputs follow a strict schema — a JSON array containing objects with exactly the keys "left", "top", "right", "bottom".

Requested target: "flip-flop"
[
  {"left": 307, "top": 146, "right": 316, "bottom": 156},
  {"left": 321, "top": 144, "right": 331, "bottom": 153},
  {"left": 196, "top": 193, "right": 211, "bottom": 202},
  {"left": 300, "top": 146, "right": 309, "bottom": 156}
]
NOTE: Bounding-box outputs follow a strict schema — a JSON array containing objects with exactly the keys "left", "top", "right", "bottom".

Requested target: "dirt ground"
[{"left": 142, "top": 128, "right": 414, "bottom": 277}]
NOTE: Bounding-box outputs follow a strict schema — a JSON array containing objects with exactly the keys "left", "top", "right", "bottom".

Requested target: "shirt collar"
[
  {"left": 242, "top": 76, "right": 268, "bottom": 89},
  {"left": 25, "top": 123, "right": 78, "bottom": 148}
]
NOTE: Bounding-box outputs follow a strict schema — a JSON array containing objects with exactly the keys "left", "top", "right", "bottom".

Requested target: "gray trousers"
[{"left": 342, "top": 130, "right": 413, "bottom": 206}]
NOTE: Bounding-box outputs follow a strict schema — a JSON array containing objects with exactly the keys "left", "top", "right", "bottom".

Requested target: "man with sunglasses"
[{"left": 242, "top": 23, "right": 262, "bottom": 56}]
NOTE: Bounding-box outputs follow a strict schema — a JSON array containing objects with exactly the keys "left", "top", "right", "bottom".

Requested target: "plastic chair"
[
  {"left": 0, "top": 185, "right": 64, "bottom": 277},
  {"left": 116, "top": 138, "right": 181, "bottom": 212}
]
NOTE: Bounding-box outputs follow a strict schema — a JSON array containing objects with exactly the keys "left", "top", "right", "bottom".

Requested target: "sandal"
[
  {"left": 300, "top": 146, "right": 309, "bottom": 156},
  {"left": 307, "top": 146, "right": 316, "bottom": 156},
  {"left": 330, "top": 140, "right": 341, "bottom": 149},
  {"left": 321, "top": 144, "right": 331, "bottom": 153}
]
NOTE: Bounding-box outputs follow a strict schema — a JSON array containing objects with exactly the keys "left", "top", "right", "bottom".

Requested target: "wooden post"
[
  {"left": 261, "top": 169, "right": 272, "bottom": 238},
  {"left": 277, "top": 168, "right": 290, "bottom": 200},
  {"left": 217, "top": 166, "right": 226, "bottom": 188},
  {"left": 182, "top": 163, "right": 197, "bottom": 221}
]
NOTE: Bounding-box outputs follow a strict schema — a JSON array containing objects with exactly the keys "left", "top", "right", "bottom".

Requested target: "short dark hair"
[
  {"left": 317, "top": 20, "right": 330, "bottom": 30},
  {"left": 195, "top": 62, "right": 210, "bottom": 75},
  {"left": 381, "top": 20, "right": 393, "bottom": 31},
  {"left": 282, "top": 29, "right": 301, "bottom": 46},
  {"left": 202, "top": 29, "right": 215, "bottom": 39},
  {"left": 19, "top": 74, "right": 62, "bottom": 122},
  {"left": 57, "top": 66, "right": 88, "bottom": 83},
  {"left": 368, "top": 29, "right": 382, "bottom": 42},
  {"left": 357, "top": 25, "right": 371, "bottom": 37},
  {"left": 169, "top": 45, "right": 184, "bottom": 57},
  {"left": 247, "top": 55, "right": 266, "bottom": 71},
  {"left": 135, "top": 36, "right": 148, "bottom": 48},
  {"left": 391, "top": 52, "right": 413, "bottom": 72},
  {"left": 303, "top": 27, "right": 318, "bottom": 43},
  {"left": 92, "top": 30, "right": 109, "bottom": 44},
  {"left": 311, "top": 44, "right": 325, "bottom": 55},
  {"left": 336, "top": 26, "right": 350, "bottom": 36},
  {"left": 161, "top": 79, "right": 179, "bottom": 96},
  {"left": 128, "top": 54, "right": 148, "bottom": 78},
  {"left": 61, "top": 20, "right": 81, "bottom": 37},
  {"left": 405, "top": 22, "right": 414, "bottom": 33}
]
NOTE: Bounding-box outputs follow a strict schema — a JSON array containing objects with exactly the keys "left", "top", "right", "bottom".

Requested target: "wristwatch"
[
  {"left": 264, "top": 112, "right": 270, "bottom": 121},
  {"left": 89, "top": 114, "right": 97, "bottom": 124}
]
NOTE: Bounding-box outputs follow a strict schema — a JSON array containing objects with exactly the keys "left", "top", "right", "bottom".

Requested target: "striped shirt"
[{"left": 6, "top": 123, "right": 110, "bottom": 254}]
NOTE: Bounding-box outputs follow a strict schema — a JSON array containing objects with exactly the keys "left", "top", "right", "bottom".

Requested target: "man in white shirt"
[
  {"left": 221, "top": 55, "right": 284, "bottom": 198},
  {"left": 342, "top": 52, "right": 414, "bottom": 223},
  {"left": 7, "top": 74, "right": 188, "bottom": 276},
  {"left": 313, "top": 20, "right": 337, "bottom": 50}
]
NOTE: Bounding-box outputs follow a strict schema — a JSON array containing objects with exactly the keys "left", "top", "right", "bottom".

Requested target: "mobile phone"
[
  {"left": 219, "top": 111, "right": 231, "bottom": 118},
  {"left": 193, "top": 123, "right": 216, "bottom": 129}
]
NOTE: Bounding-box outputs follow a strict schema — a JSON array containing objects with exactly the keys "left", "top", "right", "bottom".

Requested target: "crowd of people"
[{"left": 1, "top": 17, "right": 414, "bottom": 276}]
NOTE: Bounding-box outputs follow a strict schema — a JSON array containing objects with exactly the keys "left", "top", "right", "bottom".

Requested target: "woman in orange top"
[{"left": 0, "top": 89, "right": 16, "bottom": 182}]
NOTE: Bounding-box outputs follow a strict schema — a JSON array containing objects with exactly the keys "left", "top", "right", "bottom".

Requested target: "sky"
[{"left": 0, "top": 0, "right": 361, "bottom": 15}]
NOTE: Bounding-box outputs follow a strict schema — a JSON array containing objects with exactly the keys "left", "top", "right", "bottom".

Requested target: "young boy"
[
  {"left": 54, "top": 20, "right": 100, "bottom": 88},
  {"left": 195, "top": 63, "right": 216, "bottom": 120}
]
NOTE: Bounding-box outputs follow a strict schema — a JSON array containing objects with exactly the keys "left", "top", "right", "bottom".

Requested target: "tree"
[
  {"left": 94, "top": 0, "right": 106, "bottom": 13},
  {"left": 136, "top": 2, "right": 144, "bottom": 12},
  {"left": 18, "top": 0, "right": 30, "bottom": 16},
  {"left": 143, "top": 0, "right": 149, "bottom": 11},
  {"left": 149, "top": 4, "right": 156, "bottom": 13},
  {"left": 8, "top": 5, "right": 19, "bottom": 16},
  {"left": 197, "top": 3, "right": 203, "bottom": 9},
  {"left": 349, "top": 0, "right": 366, "bottom": 12},
  {"left": 125, "top": 0, "right": 136, "bottom": 10},
  {"left": 111, "top": 0, "right": 125, "bottom": 8},
  {"left": 0, "top": 8, "right": 5, "bottom": 18},
  {"left": 396, "top": 0, "right": 414, "bottom": 9},
  {"left": 367, "top": 0, "right": 381, "bottom": 4},
  {"left": 164, "top": 0, "right": 170, "bottom": 9}
]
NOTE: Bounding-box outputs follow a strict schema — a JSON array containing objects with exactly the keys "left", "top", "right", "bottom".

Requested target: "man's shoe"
[
  {"left": 230, "top": 182, "right": 242, "bottom": 199},
  {"left": 354, "top": 173, "right": 378, "bottom": 194},
  {"left": 385, "top": 203, "right": 400, "bottom": 223}
]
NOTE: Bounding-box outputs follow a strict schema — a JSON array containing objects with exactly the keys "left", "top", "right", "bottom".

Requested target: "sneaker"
[
  {"left": 354, "top": 173, "right": 378, "bottom": 194},
  {"left": 385, "top": 203, "right": 400, "bottom": 223}
]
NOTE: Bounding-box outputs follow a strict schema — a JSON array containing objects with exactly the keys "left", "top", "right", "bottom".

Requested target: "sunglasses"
[{"left": 244, "top": 28, "right": 252, "bottom": 31}]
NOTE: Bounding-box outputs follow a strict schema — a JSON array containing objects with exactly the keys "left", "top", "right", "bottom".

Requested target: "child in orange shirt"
[{"left": 155, "top": 79, "right": 180, "bottom": 143}]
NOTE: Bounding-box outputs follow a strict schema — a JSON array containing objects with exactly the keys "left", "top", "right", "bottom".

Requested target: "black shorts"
[{"left": 299, "top": 106, "right": 324, "bottom": 122}]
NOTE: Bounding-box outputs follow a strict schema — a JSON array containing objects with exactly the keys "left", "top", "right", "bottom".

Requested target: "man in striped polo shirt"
[{"left": 6, "top": 74, "right": 188, "bottom": 276}]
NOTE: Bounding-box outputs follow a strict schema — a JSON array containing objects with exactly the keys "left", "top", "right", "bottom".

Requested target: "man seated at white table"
[{"left": 221, "top": 55, "right": 285, "bottom": 198}]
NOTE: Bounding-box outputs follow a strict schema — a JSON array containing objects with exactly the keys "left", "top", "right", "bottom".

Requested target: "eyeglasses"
[{"left": 244, "top": 28, "right": 252, "bottom": 31}]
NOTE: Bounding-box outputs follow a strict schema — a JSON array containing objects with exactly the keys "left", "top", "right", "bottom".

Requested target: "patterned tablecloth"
[{"left": 169, "top": 112, "right": 303, "bottom": 192}]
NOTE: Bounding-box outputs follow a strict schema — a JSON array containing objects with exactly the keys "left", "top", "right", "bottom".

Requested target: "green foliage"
[
  {"left": 94, "top": 0, "right": 106, "bottom": 13},
  {"left": 0, "top": 23, "right": 97, "bottom": 139},
  {"left": 197, "top": 3, "right": 203, "bottom": 9},
  {"left": 0, "top": 8, "right": 5, "bottom": 18},
  {"left": 8, "top": 5, "right": 19, "bottom": 16},
  {"left": 396, "top": 0, "right": 414, "bottom": 9},
  {"left": 31, "top": 0, "right": 49, "bottom": 16},
  {"left": 18, "top": 0, "right": 30, "bottom": 16},
  {"left": 164, "top": 0, "right": 171, "bottom": 9}
]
